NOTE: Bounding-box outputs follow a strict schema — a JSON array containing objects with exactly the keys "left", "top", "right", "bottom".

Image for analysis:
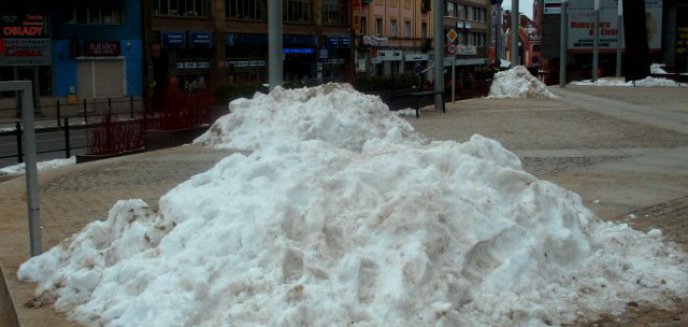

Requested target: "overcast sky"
[{"left": 502, "top": 0, "right": 535, "bottom": 19}]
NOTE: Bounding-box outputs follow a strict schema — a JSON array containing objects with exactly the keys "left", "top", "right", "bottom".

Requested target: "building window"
[
  {"left": 154, "top": 0, "right": 210, "bottom": 17},
  {"left": 375, "top": 18, "right": 383, "bottom": 35},
  {"left": 404, "top": 21, "right": 411, "bottom": 38},
  {"left": 66, "top": 5, "right": 123, "bottom": 24},
  {"left": 226, "top": 0, "right": 266, "bottom": 20},
  {"left": 361, "top": 16, "right": 367, "bottom": 34},
  {"left": 445, "top": 1, "right": 456, "bottom": 17},
  {"left": 284, "top": 0, "right": 314, "bottom": 24},
  {"left": 390, "top": 19, "right": 397, "bottom": 37},
  {"left": 421, "top": 22, "right": 427, "bottom": 39},
  {"left": 322, "top": 0, "right": 347, "bottom": 26}
]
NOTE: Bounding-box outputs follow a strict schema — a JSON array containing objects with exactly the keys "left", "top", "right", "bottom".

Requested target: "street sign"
[
  {"left": 448, "top": 44, "right": 456, "bottom": 54},
  {"left": 446, "top": 29, "right": 458, "bottom": 43}
]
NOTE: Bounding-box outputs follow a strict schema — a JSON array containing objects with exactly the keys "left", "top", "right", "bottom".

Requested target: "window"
[
  {"left": 226, "top": 0, "right": 266, "bottom": 20},
  {"left": 322, "top": 0, "right": 346, "bottom": 26},
  {"left": 66, "top": 5, "right": 123, "bottom": 24},
  {"left": 155, "top": 0, "right": 209, "bottom": 17},
  {"left": 361, "top": 16, "right": 367, "bottom": 34},
  {"left": 284, "top": 0, "right": 314, "bottom": 24},
  {"left": 421, "top": 22, "right": 427, "bottom": 39},
  {"left": 375, "top": 18, "right": 383, "bottom": 35},
  {"left": 404, "top": 21, "right": 411, "bottom": 38},
  {"left": 390, "top": 19, "right": 397, "bottom": 37},
  {"left": 445, "top": 2, "right": 454, "bottom": 17}
]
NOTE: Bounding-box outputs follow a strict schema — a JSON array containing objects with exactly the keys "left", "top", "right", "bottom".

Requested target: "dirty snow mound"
[
  {"left": 18, "top": 84, "right": 688, "bottom": 327},
  {"left": 572, "top": 76, "right": 683, "bottom": 87},
  {"left": 487, "top": 66, "right": 557, "bottom": 99}
]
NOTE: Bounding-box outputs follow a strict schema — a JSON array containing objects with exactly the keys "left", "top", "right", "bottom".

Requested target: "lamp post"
[
  {"left": 433, "top": 0, "right": 444, "bottom": 110},
  {"left": 559, "top": 0, "right": 568, "bottom": 87},
  {"left": 592, "top": 0, "right": 600, "bottom": 81},
  {"left": 511, "top": 0, "right": 519, "bottom": 67},
  {"left": 268, "top": 0, "right": 283, "bottom": 91},
  {"left": 616, "top": 0, "right": 623, "bottom": 78}
]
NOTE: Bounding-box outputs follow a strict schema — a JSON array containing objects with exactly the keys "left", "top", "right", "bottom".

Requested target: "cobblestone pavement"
[{"left": 1, "top": 85, "right": 688, "bottom": 327}]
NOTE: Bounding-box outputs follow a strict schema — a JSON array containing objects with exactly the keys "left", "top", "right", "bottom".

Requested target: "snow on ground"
[
  {"left": 0, "top": 157, "right": 76, "bottom": 176},
  {"left": 650, "top": 63, "right": 668, "bottom": 74},
  {"left": 18, "top": 84, "right": 688, "bottom": 327},
  {"left": 487, "top": 66, "right": 557, "bottom": 99},
  {"left": 572, "top": 76, "right": 684, "bottom": 87}
]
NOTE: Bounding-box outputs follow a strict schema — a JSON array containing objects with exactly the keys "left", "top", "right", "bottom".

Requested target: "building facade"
[
  {"left": 503, "top": 11, "right": 542, "bottom": 68},
  {"left": 145, "top": 0, "right": 352, "bottom": 108}
]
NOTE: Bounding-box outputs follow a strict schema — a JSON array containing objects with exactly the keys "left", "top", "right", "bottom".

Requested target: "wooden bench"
[{"left": 389, "top": 90, "right": 446, "bottom": 118}]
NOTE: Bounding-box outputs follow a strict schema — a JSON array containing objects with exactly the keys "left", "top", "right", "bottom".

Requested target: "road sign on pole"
[{"left": 448, "top": 44, "right": 457, "bottom": 54}]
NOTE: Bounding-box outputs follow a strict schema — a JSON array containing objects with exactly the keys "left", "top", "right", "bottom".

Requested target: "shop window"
[
  {"left": 154, "top": 0, "right": 209, "bottom": 17},
  {"left": 284, "top": 0, "right": 314, "bottom": 24},
  {"left": 66, "top": 5, "right": 123, "bottom": 25},
  {"left": 322, "top": 0, "right": 346, "bottom": 26},
  {"left": 226, "top": 0, "right": 266, "bottom": 20}
]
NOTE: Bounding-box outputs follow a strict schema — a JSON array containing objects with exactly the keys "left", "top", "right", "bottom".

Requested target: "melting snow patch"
[
  {"left": 572, "top": 77, "right": 683, "bottom": 87},
  {"left": 1, "top": 157, "right": 76, "bottom": 176},
  {"left": 487, "top": 66, "right": 557, "bottom": 99},
  {"left": 18, "top": 83, "right": 688, "bottom": 327}
]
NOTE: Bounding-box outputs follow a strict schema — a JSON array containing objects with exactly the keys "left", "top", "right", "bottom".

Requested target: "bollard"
[
  {"left": 130, "top": 96, "right": 134, "bottom": 118},
  {"left": 108, "top": 97, "right": 112, "bottom": 116},
  {"left": 56, "top": 100, "right": 61, "bottom": 126},
  {"left": 16, "top": 122, "right": 23, "bottom": 163},
  {"left": 64, "top": 118, "right": 71, "bottom": 158},
  {"left": 83, "top": 98, "right": 88, "bottom": 124}
]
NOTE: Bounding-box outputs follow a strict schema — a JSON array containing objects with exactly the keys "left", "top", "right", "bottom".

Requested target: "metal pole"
[
  {"left": 17, "top": 81, "right": 42, "bottom": 256},
  {"left": 616, "top": 0, "right": 623, "bottom": 78},
  {"left": 452, "top": 56, "right": 456, "bottom": 102},
  {"left": 15, "top": 122, "right": 22, "bottom": 163},
  {"left": 268, "top": 0, "right": 283, "bottom": 91},
  {"left": 83, "top": 98, "right": 88, "bottom": 124},
  {"left": 130, "top": 96, "right": 134, "bottom": 118},
  {"left": 56, "top": 100, "right": 61, "bottom": 126},
  {"left": 433, "top": 0, "right": 444, "bottom": 110},
  {"left": 64, "top": 118, "right": 71, "bottom": 158},
  {"left": 511, "top": 0, "right": 519, "bottom": 67},
  {"left": 559, "top": 0, "right": 568, "bottom": 87},
  {"left": 593, "top": 0, "right": 600, "bottom": 81}
]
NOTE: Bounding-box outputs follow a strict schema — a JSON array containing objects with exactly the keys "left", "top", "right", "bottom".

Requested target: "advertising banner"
[
  {"left": 0, "top": 38, "right": 51, "bottom": 66},
  {"left": 568, "top": 0, "right": 662, "bottom": 51}
]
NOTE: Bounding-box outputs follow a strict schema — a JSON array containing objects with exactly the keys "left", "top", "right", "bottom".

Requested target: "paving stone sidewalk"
[{"left": 1, "top": 85, "right": 688, "bottom": 327}]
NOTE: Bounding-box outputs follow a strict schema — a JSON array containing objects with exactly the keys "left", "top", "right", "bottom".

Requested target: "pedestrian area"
[{"left": 2, "top": 85, "right": 688, "bottom": 326}]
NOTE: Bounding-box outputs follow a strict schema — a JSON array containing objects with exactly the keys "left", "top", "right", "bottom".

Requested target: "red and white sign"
[
  {"left": 84, "top": 41, "right": 121, "bottom": 56},
  {"left": 448, "top": 44, "right": 457, "bottom": 54}
]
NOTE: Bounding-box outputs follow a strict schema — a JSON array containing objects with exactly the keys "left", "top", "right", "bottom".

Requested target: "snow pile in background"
[
  {"left": 194, "top": 83, "right": 420, "bottom": 151},
  {"left": 0, "top": 157, "right": 76, "bottom": 176},
  {"left": 650, "top": 63, "right": 668, "bottom": 74},
  {"left": 487, "top": 66, "right": 557, "bottom": 99},
  {"left": 18, "top": 84, "right": 688, "bottom": 327},
  {"left": 572, "top": 76, "right": 683, "bottom": 87}
]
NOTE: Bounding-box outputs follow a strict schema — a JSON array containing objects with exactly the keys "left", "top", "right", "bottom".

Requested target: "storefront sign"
[
  {"left": 362, "top": 35, "right": 389, "bottom": 47},
  {"left": 283, "top": 48, "right": 314, "bottom": 55},
  {"left": 161, "top": 31, "right": 185, "bottom": 48},
  {"left": 1, "top": 14, "right": 47, "bottom": 38},
  {"left": 568, "top": 0, "right": 662, "bottom": 51},
  {"left": 0, "top": 38, "right": 51, "bottom": 66},
  {"left": 378, "top": 50, "right": 402, "bottom": 61},
  {"left": 340, "top": 37, "right": 351, "bottom": 48},
  {"left": 84, "top": 41, "right": 121, "bottom": 56},
  {"left": 190, "top": 31, "right": 212, "bottom": 48},
  {"left": 404, "top": 53, "right": 429, "bottom": 61},
  {"left": 328, "top": 36, "right": 339, "bottom": 47},
  {"left": 457, "top": 45, "right": 478, "bottom": 55},
  {"left": 676, "top": 7, "right": 688, "bottom": 72}
]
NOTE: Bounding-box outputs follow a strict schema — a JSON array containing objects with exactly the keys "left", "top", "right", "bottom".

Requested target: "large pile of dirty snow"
[
  {"left": 487, "top": 66, "right": 557, "bottom": 99},
  {"left": 18, "top": 83, "right": 688, "bottom": 327},
  {"left": 572, "top": 76, "right": 683, "bottom": 87}
]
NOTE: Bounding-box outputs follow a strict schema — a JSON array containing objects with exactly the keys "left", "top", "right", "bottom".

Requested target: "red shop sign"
[{"left": 84, "top": 41, "right": 121, "bottom": 56}]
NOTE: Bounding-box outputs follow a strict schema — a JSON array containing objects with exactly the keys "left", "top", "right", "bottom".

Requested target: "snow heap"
[
  {"left": 0, "top": 157, "right": 76, "bottom": 176},
  {"left": 18, "top": 84, "right": 688, "bottom": 327},
  {"left": 487, "top": 66, "right": 557, "bottom": 99},
  {"left": 572, "top": 76, "right": 683, "bottom": 87}
]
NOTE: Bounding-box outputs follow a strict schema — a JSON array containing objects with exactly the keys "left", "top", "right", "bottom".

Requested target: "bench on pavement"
[{"left": 389, "top": 90, "right": 446, "bottom": 118}]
